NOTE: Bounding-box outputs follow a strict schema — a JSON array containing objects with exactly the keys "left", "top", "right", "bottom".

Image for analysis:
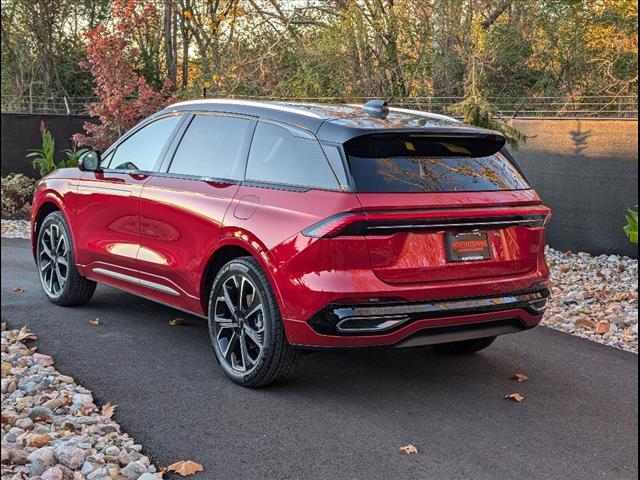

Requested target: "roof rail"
[
  {"left": 388, "top": 106, "right": 460, "bottom": 123},
  {"left": 168, "top": 98, "right": 324, "bottom": 119}
]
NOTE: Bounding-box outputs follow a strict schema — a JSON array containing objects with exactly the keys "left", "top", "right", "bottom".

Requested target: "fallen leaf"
[
  {"left": 399, "top": 444, "right": 418, "bottom": 454},
  {"left": 512, "top": 373, "right": 529, "bottom": 383},
  {"left": 101, "top": 402, "right": 117, "bottom": 419},
  {"left": 75, "top": 406, "right": 93, "bottom": 417},
  {"left": 166, "top": 460, "right": 204, "bottom": 476},
  {"left": 27, "top": 434, "right": 51, "bottom": 448},
  {"left": 16, "top": 326, "right": 37, "bottom": 342},
  {"left": 12, "top": 287, "right": 24, "bottom": 293},
  {"left": 169, "top": 317, "right": 185, "bottom": 326},
  {"left": 505, "top": 393, "right": 525, "bottom": 402},
  {"left": 89, "top": 319, "right": 101, "bottom": 326}
]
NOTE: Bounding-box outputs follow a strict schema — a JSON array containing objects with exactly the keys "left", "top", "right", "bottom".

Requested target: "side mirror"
[{"left": 79, "top": 150, "right": 102, "bottom": 172}]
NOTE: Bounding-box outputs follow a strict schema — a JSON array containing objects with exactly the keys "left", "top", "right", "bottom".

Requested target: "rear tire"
[
  {"left": 432, "top": 336, "right": 497, "bottom": 354},
  {"left": 36, "top": 211, "right": 96, "bottom": 306},
  {"left": 207, "top": 256, "right": 300, "bottom": 388}
]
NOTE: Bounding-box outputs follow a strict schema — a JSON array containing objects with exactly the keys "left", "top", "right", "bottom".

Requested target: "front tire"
[
  {"left": 432, "top": 336, "right": 497, "bottom": 354},
  {"left": 36, "top": 211, "right": 96, "bottom": 306},
  {"left": 208, "top": 257, "right": 300, "bottom": 388}
]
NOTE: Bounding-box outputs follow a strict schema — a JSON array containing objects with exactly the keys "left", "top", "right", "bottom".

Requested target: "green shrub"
[
  {"left": 61, "top": 147, "right": 88, "bottom": 168},
  {"left": 624, "top": 207, "right": 638, "bottom": 245},
  {"left": 26, "top": 121, "right": 57, "bottom": 177},
  {"left": 1, "top": 174, "right": 35, "bottom": 218},
  {"left": 26, "top": 121, "right": 85, "bottom": 177}
]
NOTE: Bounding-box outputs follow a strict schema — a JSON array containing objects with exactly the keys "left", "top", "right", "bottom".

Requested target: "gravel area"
[
  {"left": 2, "top": 219, "right": 637, "bottom": 352},
  {"left": 1, "top": 324, "right": 162, "bottom": 480},
  {"left": 1, "top": 220, "right": 30, "bottom": 240},
  {"left": 543, "top": 247, "right": 638, "bottom": 353}
]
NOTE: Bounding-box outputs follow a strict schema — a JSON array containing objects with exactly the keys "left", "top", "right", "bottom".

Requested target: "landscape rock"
[
  {"left": 27, "top": 447, "right": 57, "bottom": 476},
  {"left": 55, "top": 446, "right": 86, "bottom": 470},
  {"left": 542, "top": 247, "right": 638, "bottom": 353},
  {"left": 28, "top": 406, "right": 54, "bottom": 422},
  {"left": 1, "top": 324, "right": 159, "bottom": 478},
  {"left": 41, "top": 466, "right": 64, "bottom": 480},
  {"left": 33, "top": 353, "right": 54, "bottom": 367}
]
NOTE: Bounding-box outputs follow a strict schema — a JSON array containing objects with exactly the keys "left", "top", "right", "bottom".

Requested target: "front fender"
[{"left": 31, "top": 179, "right": 79, "bottom": 265}]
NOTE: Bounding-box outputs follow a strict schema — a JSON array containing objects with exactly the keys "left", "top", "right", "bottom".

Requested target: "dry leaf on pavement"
[
  {"left": 12, "top": 287, "right": 24, "bottom": 293},
  {"left": 166, "top": 460, "right": 204, "bottom": 476},
  {"left": 505, "top": 393, "right": 525, "bottom": 402},
  {"left": 101, "top": 402, "right": 117, "bottom": 418},
  {"left": 399, "top": 444, "right": 418, "bottom": 454},
  {"left": 169, "top": 317, "right": 185, "bottom": 326},
  {"left": 512, "top": 373, "right": 529, "bottom": 383},
  {"left": 89, "top": 318, "right": 101, "bottom": 326}
]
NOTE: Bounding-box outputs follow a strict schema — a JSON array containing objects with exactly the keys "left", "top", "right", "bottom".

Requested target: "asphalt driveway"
[{"left": 1, "top": 238, "right": 638, "bottom": 480}]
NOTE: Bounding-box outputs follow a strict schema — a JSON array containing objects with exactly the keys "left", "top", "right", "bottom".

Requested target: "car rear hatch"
[{"left": 343, "top": 132, "right": 549, "bottom": 285}]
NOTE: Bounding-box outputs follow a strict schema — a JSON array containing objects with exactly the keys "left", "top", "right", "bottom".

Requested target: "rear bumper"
[{"left": 284, "top": 288, "right": 549, "bottom": 348}]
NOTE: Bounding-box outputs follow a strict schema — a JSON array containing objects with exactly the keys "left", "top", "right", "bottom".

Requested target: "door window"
[
  {"left": 168, "top": 114, "right": 253, "bottom": 180},
  {"left": 246, "top": 122, "right": 340, "bottom": 190},
  {"left": 106, "top": 115, "right": 182, "bottom": 172}
]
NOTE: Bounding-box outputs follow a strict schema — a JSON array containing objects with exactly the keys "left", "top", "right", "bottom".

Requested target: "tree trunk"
[{"left": 164, "top": 0, "right": 177, "bottom": 86}]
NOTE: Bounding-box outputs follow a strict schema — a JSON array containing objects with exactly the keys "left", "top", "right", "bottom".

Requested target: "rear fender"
[{"left": 202, "top": 227, "right": 288, "bottom": 324}]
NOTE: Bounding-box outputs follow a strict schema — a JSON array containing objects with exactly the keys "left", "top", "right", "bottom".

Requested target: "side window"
[
  {"left": 99, "top": 151, "right": 113, "bottom": 168},
  {"left": 246, "top": 122, "right": 340, "bottom": 190},
  {"left": 321, "top": 144, "right": 350, "bottom": 191},
  {"left": 107, "top": 115, "right": 182, "bottom": 172},
  {"left": 168, "top": 114, "right": 252, "bottom": 179}
]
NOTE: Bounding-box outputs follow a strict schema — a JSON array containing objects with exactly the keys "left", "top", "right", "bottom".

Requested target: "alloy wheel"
[
  {"left": 38, "top": 223, "right": 69, "bottom": 297},
  {"left": 213, "top": 274, "right": 266, "bottom": 374}
]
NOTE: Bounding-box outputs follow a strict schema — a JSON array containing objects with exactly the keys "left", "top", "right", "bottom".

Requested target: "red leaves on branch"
[{"left": 74, "top": 0, "right": 175, "bottom": 151}]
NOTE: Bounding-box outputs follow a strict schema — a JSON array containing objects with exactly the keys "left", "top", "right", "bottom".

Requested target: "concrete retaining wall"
[{"left": 510, "top": 119, "right": 638, "bottom": 258}]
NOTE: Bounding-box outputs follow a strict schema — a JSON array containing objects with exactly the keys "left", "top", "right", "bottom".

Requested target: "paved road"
[{"left": 2, "top": 238, "right": 638, "bottom": 480}]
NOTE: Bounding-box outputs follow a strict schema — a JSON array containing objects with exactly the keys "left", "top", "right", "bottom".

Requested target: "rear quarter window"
[{"left": 246, "top": 122, "right": 340, "bottom": 190}]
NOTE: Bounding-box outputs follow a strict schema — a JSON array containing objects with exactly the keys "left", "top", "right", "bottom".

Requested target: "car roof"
[{"left": 161, "top": 99, "right": 504, "bottom": 144}]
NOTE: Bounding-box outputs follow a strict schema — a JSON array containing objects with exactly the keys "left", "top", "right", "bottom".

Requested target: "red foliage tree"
[{"left": 74, "top": 0, "right": 175, "bottom": 151}]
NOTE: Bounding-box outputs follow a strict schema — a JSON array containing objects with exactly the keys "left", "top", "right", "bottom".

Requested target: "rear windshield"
[{"left": 345, "top": 134, "right": 529, "bottom": 193}]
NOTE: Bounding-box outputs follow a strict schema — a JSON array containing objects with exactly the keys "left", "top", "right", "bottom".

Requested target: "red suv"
[{"left": 31, "top": 99, "right": 551, "bottom": 387}]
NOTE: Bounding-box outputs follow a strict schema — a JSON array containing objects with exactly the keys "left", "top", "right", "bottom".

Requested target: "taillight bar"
[
  {"left": 302, "top": 212, "right": 367, "bottom": 238},
  {"left": 302, "top": 208, "right": 551, "bottom": 238}
]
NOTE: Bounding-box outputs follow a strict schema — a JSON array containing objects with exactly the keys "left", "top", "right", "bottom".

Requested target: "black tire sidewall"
[
  {"left": 207, "top": 258, "right": 280, "bottom": 385},
  {"left": 36, "top": 212, "right": 75, "bottom": 302}
]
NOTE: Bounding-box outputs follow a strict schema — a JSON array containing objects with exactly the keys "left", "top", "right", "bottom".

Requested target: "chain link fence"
[{"left": 1, "top": 94, "right": 637, "bottom": 118}]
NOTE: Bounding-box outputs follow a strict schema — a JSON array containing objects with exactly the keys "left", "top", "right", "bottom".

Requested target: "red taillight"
[
  {"left": 302, "top": 207, "right": 551, "bottom": 238},
  {"left": 302, "top": 212, "right": 367, "bottom": 238}
]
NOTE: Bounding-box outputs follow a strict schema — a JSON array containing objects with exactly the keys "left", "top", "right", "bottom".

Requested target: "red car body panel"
[{"left": 31, "top": 102, "right": 551, "bottom": 349}]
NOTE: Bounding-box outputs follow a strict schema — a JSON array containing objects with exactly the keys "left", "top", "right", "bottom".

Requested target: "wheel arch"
[
  {"left": 31, "top": 199, "right": 66, "bottom": 261},
  {"left": 198, "top": 235, "right": 284, "bottom": 317}
]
